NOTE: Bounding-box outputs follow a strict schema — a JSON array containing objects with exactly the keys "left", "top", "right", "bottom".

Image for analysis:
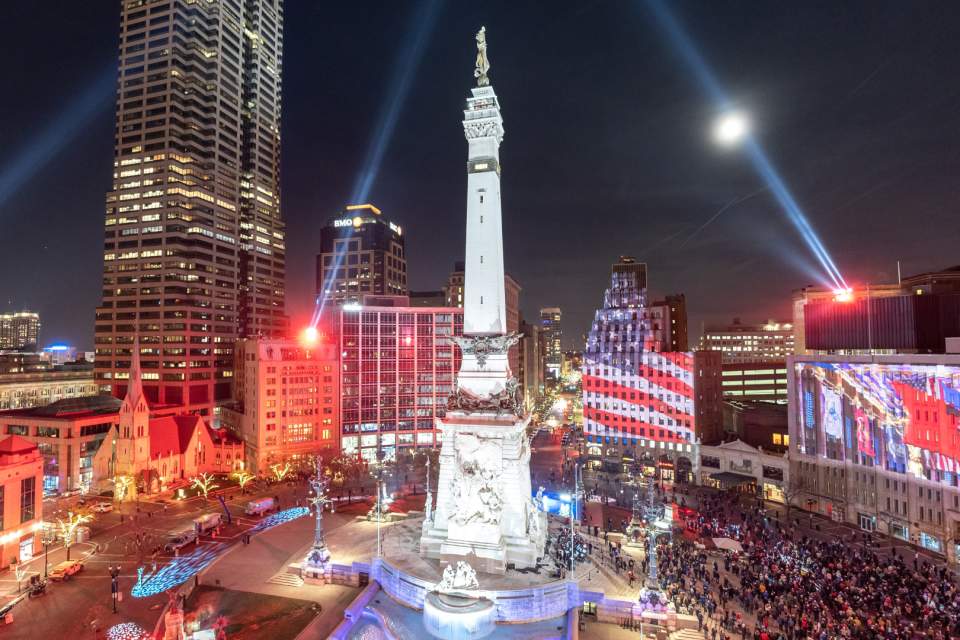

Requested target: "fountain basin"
[{"left": 422, "top": 591, "right": 496, "bottom": 640}]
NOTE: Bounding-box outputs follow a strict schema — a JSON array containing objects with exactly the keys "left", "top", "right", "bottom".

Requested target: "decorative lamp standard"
[
  {"left": 41, "top": 523, "right": 57, "bottom": 579},
  {"left": 109, "top": 565, "right": 121, "bottom": 613},
  {"left": 302, "top": 457, "right": 333, "bottom": 582}
]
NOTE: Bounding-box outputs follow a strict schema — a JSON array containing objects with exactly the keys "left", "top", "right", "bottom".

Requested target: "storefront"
[
  {"left": 920, "top": 532, "right": 943, "bottom": 554},
  {"left": 888, "top": 522, "right": 909, "bottom": 541},
  {"left": 18, "top": 536, "right": 33, "bottom": 563},
  {"left": 858, "top": 512, "right": 877, "bottom": 532},
  {"left": 706, "top": 471, "right": 756, "bottom": 493},
  {"left": 762, "top": 481, "right": 784, "bottom": 503}
]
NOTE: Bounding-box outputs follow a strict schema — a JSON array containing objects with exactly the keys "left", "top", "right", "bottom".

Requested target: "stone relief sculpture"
[
  {"left": 450, "top": 435, "right": 504, "bottom": 526},
  {"left": 447, "top": 377, "right": 523, "bottom": 416},
  {"left": 452, "top": 333, "right": 520, "bottom": 369},
  {"left": 435, "top": 561, "right": 480, "bottom": 593}
]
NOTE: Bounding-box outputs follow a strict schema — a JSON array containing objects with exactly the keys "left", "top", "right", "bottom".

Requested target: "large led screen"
[{"left": 795, "top": 361, "right": 960, "bottom": 483}]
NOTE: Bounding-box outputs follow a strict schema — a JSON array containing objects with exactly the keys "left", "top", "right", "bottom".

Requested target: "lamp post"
[
  {"left": 41, "top": 524, "right": 56, "bottom": 579},
  {"left": 109, "top": 565, "right": 120, "bottom": 613},
  {"left": 302, "top": 458, "right": 333, "bottom": 580}
]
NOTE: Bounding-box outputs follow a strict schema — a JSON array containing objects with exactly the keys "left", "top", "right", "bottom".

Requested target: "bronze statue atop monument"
[{"left": 474, "top": 26, "right": 490, "bottom": 86}]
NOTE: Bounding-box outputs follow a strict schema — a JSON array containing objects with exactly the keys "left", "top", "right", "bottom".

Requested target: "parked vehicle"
[
  {"left": 244, "top": 497, "right": 274, "bottom": 516},
  {"left": 163, "top": 529, "right": 197, "bottom": 553},
  {"left": 49, "top": 560, "right": 84, "bottom": 581},
  {"left": 27, "top": 576, "right": 46, "bottom": 598},
  {"left": 193, "top": 512, "right": 222, "bottom": 534},
  {"left": 91, "top": 502, "right": 113, "bottom": 513}
]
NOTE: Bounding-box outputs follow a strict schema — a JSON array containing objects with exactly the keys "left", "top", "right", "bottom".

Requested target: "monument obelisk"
[{"left": 420, "top": 27, "right": 546, "bottom": 574}]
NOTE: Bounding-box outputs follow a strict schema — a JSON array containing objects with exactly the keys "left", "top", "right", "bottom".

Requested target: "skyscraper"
[
  {"left": 539, "top": 307, "right": 562, "bottom": 382},
  {"left": 582, "top": 257, "right": 722, "bottom": 478},
  {"left": 315, "top": 204, "right": 407, "bottom": 306},
  {"left": 0, "top": 312, "right": 40, "bottom": 350},
  {"left": 95, "top": 1, "right": 285, "bottom": 414}
]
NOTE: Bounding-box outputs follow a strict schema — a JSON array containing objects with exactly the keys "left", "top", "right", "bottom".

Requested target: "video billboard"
[{"left": 795, "top": 361, "right": 960, "bottom": 483}]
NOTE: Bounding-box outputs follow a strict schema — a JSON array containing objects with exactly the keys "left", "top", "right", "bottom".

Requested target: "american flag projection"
[
  {"left": 796, "top": 361, "right": 960, "bottom": 483},
  {"left": 582, "top": 264, "right": 696, "bottom": 459}
]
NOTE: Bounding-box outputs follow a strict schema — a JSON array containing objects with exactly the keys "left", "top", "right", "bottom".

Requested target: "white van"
[
  {"left": 245, "top": 497, "right": 274, "bottom": 516},
  {"left": 193, "top": 512, "right": 222, "bottom": 534}
]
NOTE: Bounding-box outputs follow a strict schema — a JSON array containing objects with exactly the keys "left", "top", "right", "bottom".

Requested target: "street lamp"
[
  {"left": 109, "top": 565, "right": 120, "bottom": 613},
  {"left": 41, "top": 523, "right": 57, "bottom": 579}
]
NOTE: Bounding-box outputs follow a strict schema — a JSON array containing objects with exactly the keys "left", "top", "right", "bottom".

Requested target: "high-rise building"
[
  {"left": 519, "top": 319, "right": 542, "bottom": 402},
  {"left": 649, "top": 294, "right": 688, "bottom": 352},
  {"left": 540, "top": 307, "right": 563, "bottom": 382},
  {"left": 0, "top": 312, "right": 40, "bottom": 350},
  {"left": 698, "top": 319, "right": 795, "bottom": 363},
  {"left": 444, "top": 261, "right": 520, "bottom": 375},
  {"left": 790, "top": 354, "right": 960, "bottom": 562},
  {"left": 719, "top": 362, "right": 789, "bottom": 404},
  {"left": 95, "top": 0, "right": 286, "bottom": 415},
  {"left": 409, "top": 291, "right": 446, "bottom": 307},
  {"left": 315, "top": 204, "right": 406, "bottom": 306},
  {"left": 339, "top": 305, "right": 463, "bottom": 462},
  {"left": 793, "top": 267, "right": 960, "bottom": 355},
  {"left": 0, "top": 363, "right": 98, "bottom": 411},
  {"left": 224, "top": 337, "right": 339, "bottom": 473},
  {"left": 582, "top": 257, "right": 722, "bottom": 478}
]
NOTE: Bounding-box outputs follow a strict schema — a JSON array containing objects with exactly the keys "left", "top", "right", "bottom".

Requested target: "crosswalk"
[{"left": 267, "top": 572, "right": 304, "bottom": 587}]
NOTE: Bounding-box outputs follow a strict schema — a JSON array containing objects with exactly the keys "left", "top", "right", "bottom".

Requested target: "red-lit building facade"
[
  {"left": 339, "top": 304, "right": 463, "bottom": 462},
  {"left": 582, "top": 257, "right": 721, "bottom": 480}
]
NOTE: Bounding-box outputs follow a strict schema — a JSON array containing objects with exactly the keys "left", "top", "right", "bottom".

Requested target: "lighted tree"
[
  {"left": 13, "top": 561, "right": 27, "bottom": 593},
  {"left": 58, "top": 511, "right": 94, "bottom": 560},
  {"left": 114, "top": 474, "right": 135, "bottom": 502},
  {"left": 270, "top": 462, "right": 292, "bottom": 483},
  {"left": 232, "top": 469, "right": 255, "bottom": 493},
  {"left": 191, "top": 473, "right": 219, "bottom": 500}
]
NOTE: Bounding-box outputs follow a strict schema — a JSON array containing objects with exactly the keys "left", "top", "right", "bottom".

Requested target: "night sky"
[{"left": 3, "top": 1, "right": 960, "bottom": 351}]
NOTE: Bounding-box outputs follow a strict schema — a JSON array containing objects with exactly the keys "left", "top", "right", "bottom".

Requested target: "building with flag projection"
[
  {"left": 790, "top": 353, "right": 960, "bottom": 563},
  {"left": 582, "top": 257, "right": 721, "bottom": 480}
]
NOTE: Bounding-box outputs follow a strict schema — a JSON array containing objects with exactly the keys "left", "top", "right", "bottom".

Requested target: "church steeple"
[{"left": 122, "top": 340, "right": 148, "bottom": 414}]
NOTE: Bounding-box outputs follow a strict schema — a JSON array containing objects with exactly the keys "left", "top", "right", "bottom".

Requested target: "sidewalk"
[{"left": 188, "top": 505, "right": 370, "bottom": 639}]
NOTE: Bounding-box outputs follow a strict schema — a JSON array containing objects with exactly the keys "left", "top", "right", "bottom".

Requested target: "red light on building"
[
  {"left": 301, "top": 326, "right": 319, "bottom": 345},
  {"left": 833, "top": 288, "right": 854, "bottom": 302}
]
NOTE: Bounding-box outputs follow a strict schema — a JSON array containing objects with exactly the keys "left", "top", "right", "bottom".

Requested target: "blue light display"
[{"left": 131, "top": 507, "right": 309, "bottom": 598}]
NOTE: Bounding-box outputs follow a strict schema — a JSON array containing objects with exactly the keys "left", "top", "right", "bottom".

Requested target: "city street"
[{"left": 0, "top": 478, "right": 320, "bottom": 638}]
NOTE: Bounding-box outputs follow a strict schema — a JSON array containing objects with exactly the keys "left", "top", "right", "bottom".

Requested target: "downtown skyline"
[{"left": 3, "top": 1, "right": 960, "bottom": 350}]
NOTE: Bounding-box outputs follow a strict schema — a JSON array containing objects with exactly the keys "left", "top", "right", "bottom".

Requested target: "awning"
[{"left": 709, "top": 471, "right": 756, "bottom": 486}]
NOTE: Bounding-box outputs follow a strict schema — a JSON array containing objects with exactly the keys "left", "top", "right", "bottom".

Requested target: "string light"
[
  {"left": 106, "top": 622, "right": 150, "bottom": 640},
  {"left": 131, "top": 508, "right": 308, "bottom": 597}
]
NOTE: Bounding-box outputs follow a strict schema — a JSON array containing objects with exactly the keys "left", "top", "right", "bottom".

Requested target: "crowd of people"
[{"left": 655, "top": 491, "right": 960, "bottom": 640}]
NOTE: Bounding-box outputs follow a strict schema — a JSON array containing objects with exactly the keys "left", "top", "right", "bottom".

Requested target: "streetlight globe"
[{"left": 713, "top": 111, "right": 749, "bottom": 146}]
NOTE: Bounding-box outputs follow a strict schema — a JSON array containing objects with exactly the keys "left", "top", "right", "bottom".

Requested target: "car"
[
  {"left": 49, "top": 560, "right": 84, "bottom": 581},
  {"left": 164, "top": 529, "right": 197, "bottom": 553},
  {"left": 91, "top": 502, "right": 113, "bottom": 513}
]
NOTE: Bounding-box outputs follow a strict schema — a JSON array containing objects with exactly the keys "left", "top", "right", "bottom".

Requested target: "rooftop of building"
[
  {"left": 0, "top": 394, "right": 121, "bottom": 419},
  {"left": 0, "top": 434, "right": 39, "bottom": 465},
  {"left": 704, "top": 318, "right": 793, "bottom": 333}
]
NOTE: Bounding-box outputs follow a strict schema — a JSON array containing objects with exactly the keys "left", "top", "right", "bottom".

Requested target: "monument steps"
[{"left": 267, "top": 572, "right": 304, "bottom": 587}]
